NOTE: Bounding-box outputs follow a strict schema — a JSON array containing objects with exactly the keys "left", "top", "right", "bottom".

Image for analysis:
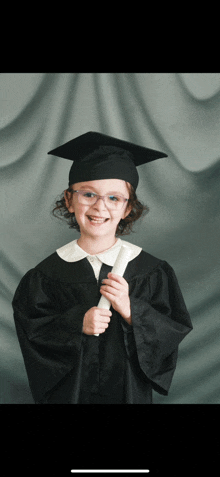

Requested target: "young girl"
[{"left": 12, "top": 131, "right": 192, "bottom": 404}]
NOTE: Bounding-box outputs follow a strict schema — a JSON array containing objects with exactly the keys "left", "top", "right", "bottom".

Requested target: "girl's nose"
[{"left": 93, "top": 197, "right": 107, "bottom": 210}]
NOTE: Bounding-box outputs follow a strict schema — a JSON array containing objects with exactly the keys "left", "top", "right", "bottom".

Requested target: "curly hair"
[{"left": 52, "top": 183, "right": 149, "bottom": 236}]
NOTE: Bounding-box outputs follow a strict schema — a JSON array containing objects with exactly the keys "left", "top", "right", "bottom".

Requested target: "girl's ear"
[
  {"left": 64, "top": 190, "right": 75, "bottom": 213},
  {"left": 122, "top": 203, "right": 132, "bottom": 220},
  {"left": 122, "top": 182, "right": 132, "bottom": 219}
]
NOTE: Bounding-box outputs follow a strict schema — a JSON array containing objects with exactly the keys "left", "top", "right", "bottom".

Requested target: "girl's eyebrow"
[{"left": 77, "top": 185, "right": 97, "bottom": 190}]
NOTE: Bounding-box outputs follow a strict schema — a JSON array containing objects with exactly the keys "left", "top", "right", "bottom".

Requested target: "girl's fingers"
[
  {"left": 101, "top": 284, "right": 127, "bottom": 297},
  {"left": 100, "top": 287, "right": 126, "bottom": 301},
  {"left": 100, "top": 288, "right": 131, "bottom": 320},
  {"left": 98, "top": 309, "right": 112, "bottom": 317},
  {"left": 101, "top": 278, "right": 128, "bottom": 291},
  {"left": 108, "top": 273, "right": 127, "bottom": 284},
  {"left": 100, "top": 289, "right": 116, "bottom": 301},
  {"left": 101, "top": 279, "right": 120, "bottom": 290},
  {"left": 101, "top": 285, "right": 118, "bottom": 295}
]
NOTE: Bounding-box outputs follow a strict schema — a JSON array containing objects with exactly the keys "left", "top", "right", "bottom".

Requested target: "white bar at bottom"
[{"left": 71, "top": 471, "right": 150, "bottom": 473}]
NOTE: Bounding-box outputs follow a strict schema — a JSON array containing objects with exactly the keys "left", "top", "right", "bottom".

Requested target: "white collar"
[{"left": 56, "top": 238, "right": 142, "bottom": 265}]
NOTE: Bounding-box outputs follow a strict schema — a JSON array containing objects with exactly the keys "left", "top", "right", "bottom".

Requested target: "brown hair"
[{"left": 52, "top": 183, "right": 149, "bottom": 236}]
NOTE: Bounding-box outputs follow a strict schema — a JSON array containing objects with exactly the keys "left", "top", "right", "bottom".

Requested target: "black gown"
[{"left": 12, "top": 249, "right": 193, "bottom": 404}]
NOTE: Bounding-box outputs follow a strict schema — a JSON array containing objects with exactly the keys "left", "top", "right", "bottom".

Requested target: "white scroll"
[{"left": 94, "top": 245, "right": 132, "bottom": 336}]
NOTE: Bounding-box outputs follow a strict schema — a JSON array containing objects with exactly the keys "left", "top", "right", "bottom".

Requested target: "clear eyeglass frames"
[{"left": 72, "top": 190, "right": 128, "bottom": 210}]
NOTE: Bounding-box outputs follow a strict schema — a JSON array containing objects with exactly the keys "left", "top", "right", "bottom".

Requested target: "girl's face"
[{"left": 65, "top": 179, "right": 131, "bottom": 241}]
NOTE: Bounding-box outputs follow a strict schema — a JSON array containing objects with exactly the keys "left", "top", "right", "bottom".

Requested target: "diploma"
[{"left": 94, "top": 245, "right": 132, "bottom": 336}]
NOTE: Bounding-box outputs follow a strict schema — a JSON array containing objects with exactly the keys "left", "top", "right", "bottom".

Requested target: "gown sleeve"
[
  {"left": 12, "top": 269, "right": 88, "bottom": 403},
  {"left": 127, "top": 260, "right": 193, "bottom": 396}
]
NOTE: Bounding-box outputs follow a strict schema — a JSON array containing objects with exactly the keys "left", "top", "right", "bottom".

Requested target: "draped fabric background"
[{"left": 1, "top": 73, "right": 220, "bottom": 404}]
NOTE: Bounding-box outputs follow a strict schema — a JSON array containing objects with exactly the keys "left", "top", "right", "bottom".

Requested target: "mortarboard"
[{"left": 48, "top": 131, "right": 168, "bottom": 191}]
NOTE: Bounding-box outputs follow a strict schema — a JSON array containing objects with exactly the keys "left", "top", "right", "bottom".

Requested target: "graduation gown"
[{"left": 12, "top": 249, "right": 192, "bottom": 404}]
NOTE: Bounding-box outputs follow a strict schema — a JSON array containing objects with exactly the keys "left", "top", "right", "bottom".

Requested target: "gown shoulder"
[{"left": 124, "top": 248, "right": 166, "bottom": 281}]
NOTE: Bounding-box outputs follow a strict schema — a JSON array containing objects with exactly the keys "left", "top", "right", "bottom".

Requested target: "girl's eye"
[
  {"left": 83, "top": 192, "right": 96, "bottom": 198},
  {"left": 108, "top": 195, "right": 119, "bottom": 202}
]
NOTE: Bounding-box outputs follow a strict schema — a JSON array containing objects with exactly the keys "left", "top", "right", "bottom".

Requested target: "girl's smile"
[{"left": 87, "top": 215, "right": 109, "bottom": 225}]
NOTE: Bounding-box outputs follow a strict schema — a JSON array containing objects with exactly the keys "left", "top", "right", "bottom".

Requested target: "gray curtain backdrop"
[{"left": 1, "top": 73, "right": 220, "bottom": 404}]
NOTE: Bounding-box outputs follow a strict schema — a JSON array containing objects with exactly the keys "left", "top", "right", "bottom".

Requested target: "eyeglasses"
[{"left": 72, "top": 190, "right": 129, "bottom": 210}]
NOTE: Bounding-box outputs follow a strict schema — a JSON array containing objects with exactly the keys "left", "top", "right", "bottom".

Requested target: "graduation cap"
[{"left": 48, "top": 131, "right": 168, "bottom": 191}]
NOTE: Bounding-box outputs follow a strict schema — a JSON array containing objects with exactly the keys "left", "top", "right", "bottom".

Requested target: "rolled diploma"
[{"left": 94, "top": 245, "right": 132, "bottom": 336}]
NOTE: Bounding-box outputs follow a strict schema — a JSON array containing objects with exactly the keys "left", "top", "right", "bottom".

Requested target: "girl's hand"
[
  {"left": 100, "top": 273, "right": 132, "bottom": 325},
  {"left": 83, "top": 306, "right": 112, "bottom": 335}
]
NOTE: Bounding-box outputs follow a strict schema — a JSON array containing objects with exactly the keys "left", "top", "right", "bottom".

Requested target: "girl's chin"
[{"left": 80, "top": 220, "right": 117, "bottom": 237}]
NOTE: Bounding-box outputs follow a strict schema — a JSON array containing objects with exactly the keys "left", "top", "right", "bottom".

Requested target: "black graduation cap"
[{"left": 48, "top": 131, "right": 168, "bottom": 191}]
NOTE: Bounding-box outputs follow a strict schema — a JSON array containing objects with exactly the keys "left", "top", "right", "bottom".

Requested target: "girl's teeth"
[{"left": 89, "top": 217, "right": 107, "bottom": 223}]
